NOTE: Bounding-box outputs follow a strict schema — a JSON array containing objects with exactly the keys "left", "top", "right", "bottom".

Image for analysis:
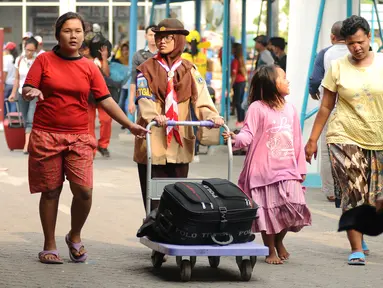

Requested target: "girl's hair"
[
  {"left": 55, "top": 12, "right": 85, "bottom": 40},
  {"left": 248, "top": 65, "right": 285, "bottom": 109},
  {"left": 25, "top": 37, "right": 39, "bottom": 49},
  {"left": 232, "top": 43, "right": 246, "bottom": 76}
]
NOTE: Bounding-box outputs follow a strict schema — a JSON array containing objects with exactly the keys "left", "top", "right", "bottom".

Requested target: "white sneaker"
[{"left": 192, "top": 155, "right": 200, "bottom": 163}]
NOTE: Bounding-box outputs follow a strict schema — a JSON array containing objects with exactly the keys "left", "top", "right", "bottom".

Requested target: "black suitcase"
[{"left": 138, "top": 178, "right": 258, "bottom": 245}]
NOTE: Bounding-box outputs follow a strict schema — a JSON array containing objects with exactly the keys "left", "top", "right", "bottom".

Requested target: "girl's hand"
[
  {"left": 301, "top": 174, "right": 306, "bottom": 182},
  {"left": 154, "top": 115, "right": 168, "bottom": 127},
  {"left": 24, "top": 88, "right": 44, "bottom": 101},
  {"left": 305, "top": 140, "right": 318, "bottom": 164},
  {"left": 212, "top": 117, "right": 225, "bottom": 128},
  {"left": 222, "top": 131, "right": 236, "bottom": 141}
]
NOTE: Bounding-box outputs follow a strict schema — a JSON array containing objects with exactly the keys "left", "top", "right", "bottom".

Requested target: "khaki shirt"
[{"left": 134, "top": 67, "right": 220, "bottom": 165}]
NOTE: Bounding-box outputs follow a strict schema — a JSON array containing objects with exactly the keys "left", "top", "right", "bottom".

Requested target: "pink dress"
[{"left": 234, "top": 101, "right": 312, "bottom": 235}]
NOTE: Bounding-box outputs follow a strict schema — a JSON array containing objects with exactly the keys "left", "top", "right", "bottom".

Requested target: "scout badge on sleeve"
[{"left": 135, "top": 73, "right": 156, "bottom": 103}]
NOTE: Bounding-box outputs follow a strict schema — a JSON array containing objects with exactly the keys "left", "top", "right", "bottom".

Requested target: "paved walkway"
[{"left": 0, "top": 123, "right": 382, "bottom": 288}]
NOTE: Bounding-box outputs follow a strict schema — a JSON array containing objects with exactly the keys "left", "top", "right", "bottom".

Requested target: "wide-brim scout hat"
[
  {"left": 338, "top": 205, "right": 383, "bottom": 236},
  {"left": 152, "top": 18, "right": 189, "bottom": 36}
]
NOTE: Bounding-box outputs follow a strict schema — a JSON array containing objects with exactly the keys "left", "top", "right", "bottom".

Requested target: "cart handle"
[
  {"left": 167, "top": 120, "right": 215, "bottom": 128},
  {"left": 145, "top": 120, "right": 233, "bottom": 214}
]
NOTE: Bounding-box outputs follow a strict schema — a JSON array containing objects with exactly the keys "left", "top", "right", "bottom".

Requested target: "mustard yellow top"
[
  {"left": 181, "top": 51, "right": 207, "bottom": 79},
  {"left": 322, "top": 53, "right": 383, "bottom": 150}
]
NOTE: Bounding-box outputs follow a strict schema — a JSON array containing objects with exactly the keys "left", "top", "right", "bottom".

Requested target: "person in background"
[
  {"left": 254, "top": 35, "right": 275, "bottom": 70},
  {"left": 128, "top": 24, "right": 157, "bottom": 116},
  {"left": 22, "top": 12, "right": 147, "bottom": 264},
  {"left": 111, "top": 42, "right": 130, "bottom": 118},
  {"left": 82, "top": 33, "right": 113, "bottom": 158},
  {"left": 269, "top": 37, "right": 287, "bottom": 72},
  {"left": 181, "top": 30, "right": 211, "bottom": 163},
  {"left": 9, "top": 37, "right": 38, "bottom": 154},
  {"left": 34, "top": 36, "right": 45, "bottom": 56},
  {"left": 20, "top": 32, "right": 33, "bottom": 55},
  {"left": 3, "top": 42, "right": 18, "bottom": 115},
  {"left": 181, "top": 30, "right": 208, "bottom": 79},
  {"left": 231, "top": 43, "right": 247, "bottom": 127},
  {"left": 112, "top": 42, "right": 129, "bottom": 66}
]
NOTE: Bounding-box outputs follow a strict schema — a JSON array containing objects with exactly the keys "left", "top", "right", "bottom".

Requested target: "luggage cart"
[{"left": 139, "top": 120, "right": 269, "bottom": 282}]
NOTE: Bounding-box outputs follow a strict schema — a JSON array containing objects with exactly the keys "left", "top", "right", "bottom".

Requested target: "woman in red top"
[
  {"left": 231, "top": 43, "right": 247, "bottom": 126},
  {"left": 23, "top": 12, "right": 147, "bottom": 264}
]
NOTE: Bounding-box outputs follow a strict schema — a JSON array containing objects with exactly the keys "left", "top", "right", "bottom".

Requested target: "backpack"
[{"left": 109, "top": 61, "right": 130, "bottom": 84}]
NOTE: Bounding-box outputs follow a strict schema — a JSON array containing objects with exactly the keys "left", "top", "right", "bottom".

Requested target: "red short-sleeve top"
[{"left": 23, "top": 50, "right": 110, "bottom": 134}]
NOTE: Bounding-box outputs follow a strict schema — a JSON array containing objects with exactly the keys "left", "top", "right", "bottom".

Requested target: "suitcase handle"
[
  {"left": 211, "top": 233, "right": 234, "bottom": 246},
  {"left": 4, "top": 99, "right": 23, "bottom": 128}
]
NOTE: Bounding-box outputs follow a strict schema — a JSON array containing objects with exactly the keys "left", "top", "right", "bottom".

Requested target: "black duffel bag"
[{"left": 137, "top": 178, "right": 258, "bottom": 245}]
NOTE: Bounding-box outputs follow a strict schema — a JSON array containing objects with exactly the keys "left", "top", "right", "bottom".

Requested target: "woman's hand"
[
  {"left": 99, "top": 45, "right": 109, "bottom": 60},
  {"left": 305, "top": 139, "right": 318, "bottom": 164},
  {"left": 301, "top": 174, "right": 307, "bottom": 182},
  {"left": 128, "top": 102, "right": 136, "bottom": 115},
  {"left": 128, "top": 123, "right": 150, "bottom": 139},
  {"left": 24, "top": 88, "right": 44, "bottom": 101},
  {"left": 154, "top": 115, "right": 168, "bottom": 127},
  {"left": 212, "top": 117, "right": 225, "bottom": 128}
]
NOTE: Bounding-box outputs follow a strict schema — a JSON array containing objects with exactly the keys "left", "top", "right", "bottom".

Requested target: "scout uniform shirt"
[{"left": 134, "top": 65, "right": 220, "bottom": 165}]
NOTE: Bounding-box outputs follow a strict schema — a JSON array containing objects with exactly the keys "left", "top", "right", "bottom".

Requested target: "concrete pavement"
[{"left": 0, "top": 123, "right": 382, "bottom": 288}]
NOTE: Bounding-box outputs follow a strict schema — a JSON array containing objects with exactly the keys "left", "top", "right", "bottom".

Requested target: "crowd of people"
[{"left": 2, "top": 11, "right": 382, "bottom": 269}]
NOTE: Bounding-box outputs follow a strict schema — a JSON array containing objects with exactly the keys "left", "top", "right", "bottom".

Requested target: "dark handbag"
[{"left": 137, "top": 178, "right": 258, "bottom": 245}]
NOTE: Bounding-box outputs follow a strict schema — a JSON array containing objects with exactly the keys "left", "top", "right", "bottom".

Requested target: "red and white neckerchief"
[{"left": 155, "top": 54, "right": 183, "bottom": 147}]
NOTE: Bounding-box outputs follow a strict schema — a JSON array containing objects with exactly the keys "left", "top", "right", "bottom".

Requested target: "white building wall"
[{"left": 286, "top": 0, "right": 359, "bottom": 176}]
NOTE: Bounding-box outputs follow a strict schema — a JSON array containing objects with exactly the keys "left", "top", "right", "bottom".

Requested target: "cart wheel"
[
  {"left": 180, "top": 260, "right": 192, "bottom": 282},
  {"left": 250, "top": 256, "right": 257, "bottom": 268},
  {"left": 208, "top": 256, "right": 220, "bottom": 268},
  {"left": 190, "top": 256, "right": 197, "bottom": 269},
  {"left": 240, "top": 259, "right": 253, "bottom": 281},
  {"left": 151, "top": 251, "right": 165, "bottom": 268},
  {"left": 176, "top": 256, "right": 182, "bottom": 268},
  {"left": 236, "top": 256, "right": 243, "bottom": 269}
]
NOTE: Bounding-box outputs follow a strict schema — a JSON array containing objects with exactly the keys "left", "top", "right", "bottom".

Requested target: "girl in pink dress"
[{"left": 224, "top": 65, "right": 311, "bottom": 265}]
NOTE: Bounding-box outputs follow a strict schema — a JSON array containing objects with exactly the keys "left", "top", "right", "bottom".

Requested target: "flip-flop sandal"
[
  {"left": 38, "top": 250, "right": 64, "bottom": 264},
  {"left": 65, "top": 234, "right": 88, "bottom": 263},
  {"left": 362, "top": 240, "right": 370, "bottom": 256},
  {"left": 348, "top": 252, "right": 366, "bottom": 266}
]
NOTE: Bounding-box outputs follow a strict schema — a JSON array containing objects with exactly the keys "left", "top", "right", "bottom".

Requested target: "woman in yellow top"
[{"left": 305, "top": 15, "right": 383, "bottom": 266}]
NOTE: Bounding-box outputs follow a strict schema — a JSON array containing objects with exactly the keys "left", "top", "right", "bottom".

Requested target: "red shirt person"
[{"left": 23, "top": 12, "right": 147, "bottom": 264}]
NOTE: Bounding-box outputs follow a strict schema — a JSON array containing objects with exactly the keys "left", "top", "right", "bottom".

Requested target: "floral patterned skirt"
[{"left": 328, "top": 143, "right": 383, "bottom": 211}]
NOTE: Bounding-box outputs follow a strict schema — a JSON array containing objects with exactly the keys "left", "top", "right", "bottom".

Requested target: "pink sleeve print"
[
  {"left": 292, "top": 106, "right": 307, "bottom": 175},
  {"left": 234, "top": 103, "right": 258, "bottom": 150}
]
